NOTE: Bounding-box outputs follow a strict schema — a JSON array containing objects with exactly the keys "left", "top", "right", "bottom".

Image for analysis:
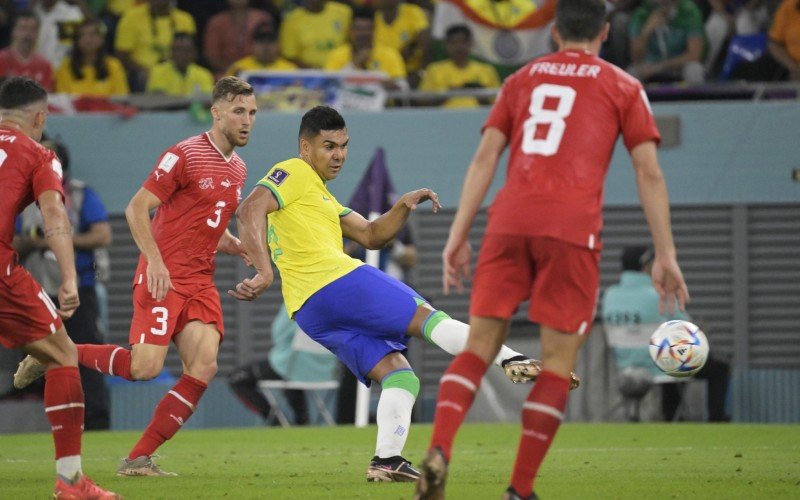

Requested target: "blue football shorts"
[{"left": 294, "top": 265, "right": 424, "bottom": 386}]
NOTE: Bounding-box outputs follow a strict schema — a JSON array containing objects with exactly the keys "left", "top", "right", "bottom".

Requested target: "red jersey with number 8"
[
  {"left": 483, "top": 49, "right": 660, "bottom": 249},
  {"left": 134, "top": 133, "right": 247, "bottom": 284}
]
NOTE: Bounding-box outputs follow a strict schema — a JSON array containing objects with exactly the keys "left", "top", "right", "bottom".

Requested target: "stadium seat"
[
  {"left": 257, "top": 328, "right": 339, "bottom": 427},
  {"left": 720, "top": 33, "right": 768, "bottom": 80}
]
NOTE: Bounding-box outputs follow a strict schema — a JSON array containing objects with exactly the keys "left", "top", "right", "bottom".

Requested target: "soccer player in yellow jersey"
[
  {"left": 232, "top": 106, "right": 579, "bottom": 483},
  {"left": 419, "top": 24, "right": 501, "bottom": 108}
]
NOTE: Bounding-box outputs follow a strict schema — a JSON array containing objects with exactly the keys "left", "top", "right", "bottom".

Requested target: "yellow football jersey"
[
  {"left": 324, "top": 43, "right": 407, "bottom": 78},
  {"left": 258, "top": 158, "right": 362, "bottom": 316},
  {"left": 279, "top": 2, "right": 352, "bottom": 68},
  {"left": 419, "top": 59, "right": 500, "bottom": 107},
  {"left": 375, "top": 4, "right": 430, "bottom": 72},
  {"left": 225, "top": 56, "right": 298, "bottom": 76}
]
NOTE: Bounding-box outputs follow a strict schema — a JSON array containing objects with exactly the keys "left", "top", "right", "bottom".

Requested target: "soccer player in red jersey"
[
  {"left": 0, "top": 77, "right": 119, "bottom": 499},
  {"left": 415, "top": 0, "right": 691, "bottom": 498},
  {"left": 15, "top": 76, "right": 257, "bottom": 477}
]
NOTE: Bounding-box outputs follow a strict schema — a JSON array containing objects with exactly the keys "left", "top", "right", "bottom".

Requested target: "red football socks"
[
  {"left": 429, "top": 352, "right": 488, "bottom": 461},
  {"left": 77, "top": 344, "right": 133, "bottom": 380},
  {"left": 128, "top": 374, "right": 208, "bottom": 459},
  {"left": 510, "top": 370, "right": 570, "bottom": 497},
  {"left": 44, "top": 367, "right": 84, "bottom": 459}
]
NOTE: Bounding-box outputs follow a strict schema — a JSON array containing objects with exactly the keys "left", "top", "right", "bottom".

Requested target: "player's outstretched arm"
[
  {"left": 217, "top": 229, "right": 252, "bottom": 266},
  {"left": 443, "top": 127, "right": 506, "bottom": 294},
  {"left": 126, "top": 187, "right": 172, "bottom": 301},
  {"left": 630, "top": 141, "right": 690, "bottom": 314},
  {"left": 229, "top": 186, "right": 278, "bottom": 301},
  {"left": 341, "top": 188, "right": 441, "bottom": 250},
  {"left": 38, "top": 190, "right": 79, "bottom": 318}
]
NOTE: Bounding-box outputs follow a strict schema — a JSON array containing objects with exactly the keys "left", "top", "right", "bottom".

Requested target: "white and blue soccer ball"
[{"left": 649, "top": 320, "right": 709, "bottom": 377}]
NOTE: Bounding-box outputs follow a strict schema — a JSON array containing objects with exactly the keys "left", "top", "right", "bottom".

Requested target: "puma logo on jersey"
[
  {"left": 154, "top": 170, "right": 164, "bottom": 180},
  {"left": 199, "top": 177, "right": 214, "bottom": 190},
  {"left": 221, "top": 178, "right": 231, "bottom": 188}
]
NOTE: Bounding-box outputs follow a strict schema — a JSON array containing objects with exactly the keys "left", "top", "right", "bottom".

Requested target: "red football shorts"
[
  {"left": 0, "top": 265, "right": 63, "bottom": 349},
  {"left": 470, "top": 235, "right": 600, "bottom": 335},
  {"left": 129, "top": 280, "right": 224, "bottom": 346}
]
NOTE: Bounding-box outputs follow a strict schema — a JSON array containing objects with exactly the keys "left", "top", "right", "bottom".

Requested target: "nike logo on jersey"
[{"left": 322, "top": 196, "right": 330, "bottom": 201}]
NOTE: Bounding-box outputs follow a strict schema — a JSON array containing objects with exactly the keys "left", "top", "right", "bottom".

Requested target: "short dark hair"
[
  {"left": 212, "top": 76, "right": 254, "bottom": 103},
  {"left": 555, "top": 0, "right": 606, "bottom": 42},
  {"left": 41, "top": 135, "right": 70, "bottom": 171},
  {"left": 621, "top": 245, "right": 655, "bottom": 272},
  {"left": 352, "top": 6, "right": 375, "bottom": 21},
  {"left": 299, "top": 106, "right": 346, "bottom": 139},
  {"left": 0, "top": 77, "right": 47, "bottom": 109},
  {"left": 172, "top": 32, "right": 196, "bottom": 46},
  {"left": 445, "top": 24, "right": 472, "bottom": 41}
]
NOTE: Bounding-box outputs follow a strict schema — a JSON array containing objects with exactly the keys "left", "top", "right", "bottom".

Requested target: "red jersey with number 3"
[
  {"left": 483, "top": 49, "right": 660, "bottom": 249},
  {"left": 134, "top": 133, "right": 247, "bottom": 284},
  {"left": 0, "top": 128, "right": 63, "bottom": 274}
]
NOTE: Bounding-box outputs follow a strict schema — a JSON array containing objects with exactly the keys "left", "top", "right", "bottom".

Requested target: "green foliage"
[{"left": 1, "top": 423, "right": 797, "bottom": 499}]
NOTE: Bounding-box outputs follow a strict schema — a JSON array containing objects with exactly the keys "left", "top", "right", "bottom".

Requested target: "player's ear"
[
  {"left": 33, "top": 108, "right": 46, "bottom": 131},
  {"left": 600, "top": 22, "right": 610, "bottom": 43},
  {"left": 210, "top": 104, "right": 220, "bottom": 121},
  {"left": 550, "top": 25, "right": 561, "bottom": 47}
]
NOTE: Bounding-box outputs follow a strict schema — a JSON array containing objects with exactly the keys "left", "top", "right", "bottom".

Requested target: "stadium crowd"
[{"left": 0, "top": 0, "right": 796, "bottom": 106}]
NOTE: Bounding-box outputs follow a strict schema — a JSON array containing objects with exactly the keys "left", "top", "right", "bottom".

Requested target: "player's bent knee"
[
  {"left": 382, "top": 369, "right": 420, "bottom": 399},
  {"left": 185, "top": 360, "right": 218, "bottom": 383},
  {"left": 129, "top": 358, "right": 164, "bottom": 381}
]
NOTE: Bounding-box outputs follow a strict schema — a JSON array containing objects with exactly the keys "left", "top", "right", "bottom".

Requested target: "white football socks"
[
  {"left": 374, "top": 387, "right": 416, "bottom": 459},
  {"left": 428, "top": 317, "right": 523, "bottom": 367}
]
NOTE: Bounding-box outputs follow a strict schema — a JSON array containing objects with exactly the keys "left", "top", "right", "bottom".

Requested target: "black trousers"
[
  {"left": 662, "top": 355, "right": 731, "bottom": 422},
  {"left": 228, "top": 360, "right": 309, "bottom": 425},
  {"left": 60, "top": 286, "right": 111, "bottom": 430}
]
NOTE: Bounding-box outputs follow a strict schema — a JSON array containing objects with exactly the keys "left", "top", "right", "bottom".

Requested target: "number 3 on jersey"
[
  {"left": 522, "top": 84, "right": 577, "bottom": 156},
  {"left": 207, "top": 201, "right": 226, "bottom": 228}
]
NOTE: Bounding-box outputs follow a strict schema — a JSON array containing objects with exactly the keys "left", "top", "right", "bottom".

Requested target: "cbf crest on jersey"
[{"left": 268, "top": 168, "right": 289, "bottom": 186}]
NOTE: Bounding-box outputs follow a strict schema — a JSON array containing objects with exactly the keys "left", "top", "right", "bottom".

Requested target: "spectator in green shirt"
[{"left": 629, "top": 0, "right": 706, "bottom": 84}]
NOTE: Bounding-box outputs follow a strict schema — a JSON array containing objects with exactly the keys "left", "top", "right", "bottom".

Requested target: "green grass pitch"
[{"left": 1, "top": 423, "right": 797, "bottom": 499}]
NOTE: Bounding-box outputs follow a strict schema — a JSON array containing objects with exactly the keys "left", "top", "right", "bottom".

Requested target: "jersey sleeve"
[
  {"left": 257, "top": 162, "right": 307, "bottom": 209},
  {"left": 482, "top": 78, "right": 513, "bottom": 136},
  {"left": 620, "top": 83, "right": 661, "bottom": 151},
  {"left": 32, "top": 149, "right": 65, "bottom": 201},
  {"left": 332, "top": 196, "right": 352, "bottom": 217},
  {"left": 142, "top": 147, "right": 186, "bottom": 202},
  {"left": 279, "top": 14, "right": 300, "bottom": 60},
  {"left": 769, "top": 0, "right": 789, "bottom": 43}
]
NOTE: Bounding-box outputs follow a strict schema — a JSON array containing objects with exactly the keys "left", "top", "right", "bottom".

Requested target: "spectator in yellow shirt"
[
  {"left": 374, "top": 0, "right": 431, "bottom": 86},
  {"left": 325, "top": 6, "right": 407, "bottom": 86},
  {"left": 56, "top": 19, "right": 129, "bottom": 97},
  {"left": 227, "top": 26, "right": 298, "bottom": 77},
  {"left": 115, "top": 0, "right": 196, "bottom": 90},
  {"left": 419, "top": 24, "right": 500, "bottom": 108},
  {"left": 146, "top": 33, "right": 214, "bottom": 96},
  {"left": 280, "top": 0, "right": 352, "bottom": 68}
]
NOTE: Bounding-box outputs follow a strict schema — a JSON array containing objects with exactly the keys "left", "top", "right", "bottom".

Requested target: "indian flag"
[{"left": 432, "top": 0, "right": 556, "bottom": 68}]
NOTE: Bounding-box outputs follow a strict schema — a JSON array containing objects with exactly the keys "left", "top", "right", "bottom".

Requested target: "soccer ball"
[{"left": 649, "top": 320, "right": 709, "bottom": 377}]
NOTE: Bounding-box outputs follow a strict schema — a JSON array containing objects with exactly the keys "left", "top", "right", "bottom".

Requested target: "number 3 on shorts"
[
  {"left": 522, "top": 84, "right": 577, "bottom": 156},
  {"left": 151, "top": 306, "right": 168, "bottom": 336}
]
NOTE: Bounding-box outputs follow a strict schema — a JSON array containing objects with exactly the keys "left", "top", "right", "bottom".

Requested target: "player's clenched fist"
[{"left": 57, "top": 279, "right": 80, "bottom": 319}]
